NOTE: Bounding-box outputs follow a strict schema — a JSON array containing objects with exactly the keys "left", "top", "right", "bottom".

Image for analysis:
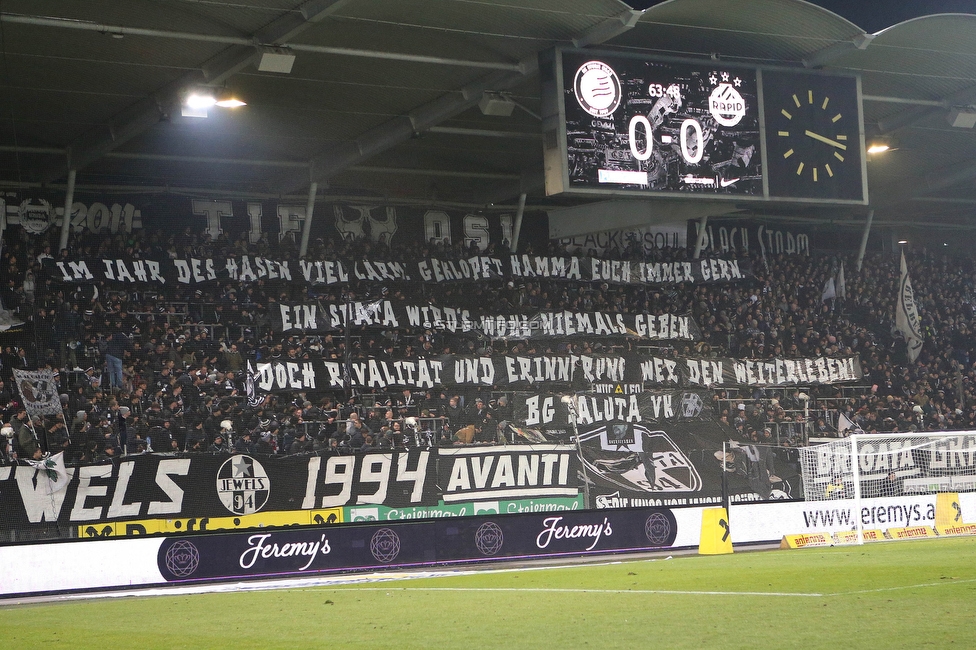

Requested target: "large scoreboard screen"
[
  {"left": 562, "top": 52, "right": 762, "bottom": 195},
  {"left": 541, "top": 49, "right": 867, "bottom": 205}
]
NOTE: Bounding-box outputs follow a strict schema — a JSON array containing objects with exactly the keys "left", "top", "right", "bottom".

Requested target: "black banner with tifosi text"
[
  {"left": 249, "top": 353, "right": 861, "bottom": 391},
  {"left": 271, "top": 300, "right": 701, "bottom": 341},
  {"left": 43, "top": 254, "right": 752, "bottom": 287},
  {"left": 513, "top": 390, "right": 706, "bottom": 429},
  {"left": 435, "top": 445, "right": 579, "bottom": 504}
]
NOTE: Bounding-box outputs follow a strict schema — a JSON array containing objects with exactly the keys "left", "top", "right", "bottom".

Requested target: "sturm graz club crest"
[
  {"left": 216, "top": 455, "right": 270, "bottom": 515},
  {"left": 574, "top": 61, "right": 621, "bottom": 117},
  {"left": 369, "top": 528, "right": 401, "bottom": 563},
  {"left": 474, "top": 522, "right": 504, "bottom": 556}
]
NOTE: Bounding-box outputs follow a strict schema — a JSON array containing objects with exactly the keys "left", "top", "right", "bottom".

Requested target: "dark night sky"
[{"left": 626, "top": 1, "right": 976, "bottom": 33}]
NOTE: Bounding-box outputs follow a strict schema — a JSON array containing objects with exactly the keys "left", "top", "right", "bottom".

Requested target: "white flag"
[
  {"left": 836, "top": 261, "right": 846, "bottom": 300},
  {"left": 837, "top": 412, "right": 861, "bottom": 435},
  {"left": 821, "top": 276, "right": 836, "bottom": 302},
  {"left": 26, "top": 452, "right": 70, "bottom": 495},
  {"left": 895, "top": 251, "right": 923, "bottom": 362}
]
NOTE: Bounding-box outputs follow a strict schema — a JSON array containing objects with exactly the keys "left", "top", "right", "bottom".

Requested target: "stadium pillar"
[
  {"left": 510, "top": 192, "right": 526, "bottom": 252},
  {"left": 58, "top": 169, "right": 76, "bottom": 253},
  {"left": 856, "top": 209, "right": 873, "bottom": 272},
  {"left": 299, "top": 181, "right": 318, "bottom": 258}
]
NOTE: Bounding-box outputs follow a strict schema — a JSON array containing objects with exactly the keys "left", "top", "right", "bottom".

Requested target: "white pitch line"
[
  {"left": 830, "top": 577, "right": 976, "bottom": 596},
  {"left": 352, "top": 587, "right": 825, "bottom": 597}
]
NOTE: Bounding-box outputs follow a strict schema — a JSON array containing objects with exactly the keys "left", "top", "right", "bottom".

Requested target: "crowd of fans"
[{"left": 0, "top": 222, "right": 973, "bottom": 466}]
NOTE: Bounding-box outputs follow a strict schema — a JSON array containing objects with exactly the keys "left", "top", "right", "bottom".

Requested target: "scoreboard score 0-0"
[{"left": 541, "top": 49, "right": 866, "bottom": 205}]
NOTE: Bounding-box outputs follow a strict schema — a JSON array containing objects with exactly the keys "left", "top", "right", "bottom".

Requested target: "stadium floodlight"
[
  {"left": 185, "top": 92, "right": 217, "bottom": 110},
  {"left": 182, "top": 88, "right": 247, "bottom": 117},
  {"left": 182, "top": 91, "right": 215, "bottom": 118}
]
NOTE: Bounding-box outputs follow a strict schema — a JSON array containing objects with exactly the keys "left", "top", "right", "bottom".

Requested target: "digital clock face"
[
  {"left": 762, "top": 70, "right": 865, "bottom": 202},
  {"left": 560, "top": 52, "right": 763, "bottom": 195}
]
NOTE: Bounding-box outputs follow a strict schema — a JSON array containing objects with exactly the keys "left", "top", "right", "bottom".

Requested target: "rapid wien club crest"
[
  {"left": 707, "top": 71, "right": 747, "bottom": 127},
  {"left": 216, "top": 455, "right": 270, "bottom": 515}
]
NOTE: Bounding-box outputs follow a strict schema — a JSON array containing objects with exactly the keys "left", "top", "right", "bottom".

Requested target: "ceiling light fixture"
[
  {"left": 867, "top": 143, "right": 890, "bottom": 154},
  {"left": 947, "top": 107, "right": 976, "bottom": 128},
  {"left": 257, "top": 46, "right": 296, "bottom": 74},
  {"left": 478, "top": 92, "right": 516, "bottom": 117}
]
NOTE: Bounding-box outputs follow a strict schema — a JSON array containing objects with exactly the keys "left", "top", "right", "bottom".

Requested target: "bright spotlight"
[{"left": 185, "top": 93, "right": 217, "bottom": 110}]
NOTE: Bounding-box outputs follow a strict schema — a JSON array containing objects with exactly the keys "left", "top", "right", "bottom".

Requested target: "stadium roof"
[{"left": 3, "top": 0, "right": 976, "bottom": 233}]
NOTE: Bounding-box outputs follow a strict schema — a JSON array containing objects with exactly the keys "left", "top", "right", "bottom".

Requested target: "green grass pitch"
[{"left": 3, "top": 537, "right": 975, "bottom": 648}]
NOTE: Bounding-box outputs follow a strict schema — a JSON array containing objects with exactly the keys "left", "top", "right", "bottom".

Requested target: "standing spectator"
[
  {"left": 445, "top": 395, "right": 464, "bottom": 431},
  {"left": 208, "top": 433, "right": 229, "bottom": 453},
  {"left": 289, "top": 430, "right": 314, "bottom": 454},
  {"left": 185, "top": 419, "right": 207, "bottom": 452},
  {"left": 1, "top": 425, "right": 14, "bottom": 462},
  {"left": 12, "top": 407, "right": 40, "bottom": 459},
  {"left": 104, "top": 331, "right": 131, "bottom": 392},
  {"left": 468, "top": 397, "right": 494, "bottom": 442},
  {"left": 55, "top": 303, "right": 83, "bottom": 370},
  {"left": 233, "top": 430, "right": 253, "bottom": 454},
  {"left": 346, "top": 412, "right": 369, "bottom": 448},
  {"left": 117, "top": 406, "right": 130, "bottom": 454}
]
